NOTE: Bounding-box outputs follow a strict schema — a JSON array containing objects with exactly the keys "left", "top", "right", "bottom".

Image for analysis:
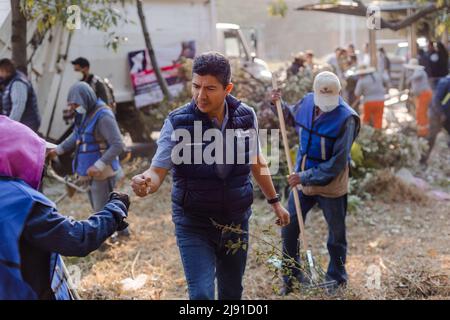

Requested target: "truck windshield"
[{"left": 224, "top": 30, "right": 248, "bottom": 60}]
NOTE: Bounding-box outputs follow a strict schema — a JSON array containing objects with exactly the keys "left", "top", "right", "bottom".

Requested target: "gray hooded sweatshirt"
[{"left": 56, "top": 82, "right": 124, "bottom": 173}]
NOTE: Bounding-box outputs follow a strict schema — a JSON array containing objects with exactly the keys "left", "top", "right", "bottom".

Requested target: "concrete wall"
[{"left": 216, "top": 0, "right": 376, "bottom": 61}]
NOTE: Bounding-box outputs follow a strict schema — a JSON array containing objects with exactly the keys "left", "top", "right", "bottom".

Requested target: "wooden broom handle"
[{"left": 271, "top": 74, "right": 309, "bottom": 251}]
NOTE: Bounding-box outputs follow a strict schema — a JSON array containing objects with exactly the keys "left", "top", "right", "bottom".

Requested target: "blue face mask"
[{"left": 75, "top": 106, "right": 86, "bottom": 114}]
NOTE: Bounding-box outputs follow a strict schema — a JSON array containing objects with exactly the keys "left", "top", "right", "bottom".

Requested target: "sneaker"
[{"left": 279, "top": 285, "right": 293, "bottom": 296}]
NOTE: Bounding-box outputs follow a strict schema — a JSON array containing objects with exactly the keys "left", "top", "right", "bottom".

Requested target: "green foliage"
[
  {"left": 20, "top": 0, "right": 131, "bottom": 50},
  {"left": 279, "top": 69, "right": 314, "bottom": 105},
  {"left": 213, "top": 219, "right": 331, "bottom": 297},
  {"left": 348, "top": 125, "right": 429, "bottom": 205},
  {"left": 347, "top": 194, "right": 363, "bottom": 214},
  {"left": 352, "top": 125, "right": 428, "bottom": 176},
  {"left": 225, "top": 238, "right": 248, "bottom": 255},
  {"left": 416, "top": 0, "right": 450, "bottom": 37},
  {"left": 350, "top": 142, "right": 364, "bottom": 167},
  {"left": 267, "top": 0, "right": 288, "bottom": 18},
  {"left": 231, "top": 65, "right": 269, "bottom": 109}
]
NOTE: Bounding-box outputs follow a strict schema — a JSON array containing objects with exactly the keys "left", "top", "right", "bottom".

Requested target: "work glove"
[
  {"left": 108, "top": 192, "right": 130, "bottom": 231},
  {"left": 109, "top": 191, "right": 130, "bottom": 210}
]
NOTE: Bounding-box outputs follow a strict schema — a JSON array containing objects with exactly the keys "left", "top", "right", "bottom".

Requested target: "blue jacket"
[
  {"left": 433, "top": 75, "right": 450, "bottom": 112},
  {"left": 73, "top": 104, "right": 120, "bottom": 176},
  {"left": 0, "top": 176, "right": 127, "bottom": 300},
  {"left": 295, "top": 93, "right": 360, "bottom": 173},
  {"left": 168, "top": 95, "right": 255, "bottom": 223},
  {"left": 1, "top": 71, "right": 41, "bottom": 132}
]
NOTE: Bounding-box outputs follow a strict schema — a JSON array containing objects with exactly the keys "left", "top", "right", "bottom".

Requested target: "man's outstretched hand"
[
  {"left": 108, "top": 192, "right": 130, "bottom": 231},
  {"left": 131, "top": 173, "right": 153, "bottom": 197}
]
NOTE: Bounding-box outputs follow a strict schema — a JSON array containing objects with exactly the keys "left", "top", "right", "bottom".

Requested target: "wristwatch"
[{"left": 267, "top": 194, "right": 280, "bottom": 204}]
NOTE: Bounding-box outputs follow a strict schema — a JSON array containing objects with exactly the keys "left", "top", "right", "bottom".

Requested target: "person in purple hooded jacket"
[{"left": 0, "top": 116, "right": 130, "bottom": 300}]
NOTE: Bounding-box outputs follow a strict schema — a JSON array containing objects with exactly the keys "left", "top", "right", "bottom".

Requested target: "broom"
[{"left": 271, "top": 73, "right": 336, "bottom": 290}]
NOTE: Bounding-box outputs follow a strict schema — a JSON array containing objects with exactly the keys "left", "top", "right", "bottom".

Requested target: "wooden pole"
[
  {"left": 271, "top": 74, "right": 318, "bottom": 281},
  {"left": 271, "top": 77, "right": 308, "bottom": 251},
  {"left": 408, "top": 8, "right": 418, "bottom": 59},
  {"left": 369, "top": 29, "right": 377, "bottom": 68},
  {"left": 442, "top": 25, "right": 449, "bottom": 49},
  {"left": 10, "top": 0, "right": 28, "bottom": 74},
  {"left": 136, "top": 0, "right": 173, "bottom": 101}
]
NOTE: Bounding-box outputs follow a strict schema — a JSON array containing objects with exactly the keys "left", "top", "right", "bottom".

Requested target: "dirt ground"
[{"left": 47, "top": 130, "right": 450, "bottom": 300}]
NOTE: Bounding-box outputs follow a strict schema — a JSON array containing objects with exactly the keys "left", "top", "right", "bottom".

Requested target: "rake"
[{"left": 46, "top": 167, "right": 90, "bottom": 204}]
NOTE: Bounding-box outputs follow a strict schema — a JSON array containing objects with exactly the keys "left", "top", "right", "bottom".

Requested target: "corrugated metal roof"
[{"left": 296, "top": 1, "right": 434, "bottom": 15}]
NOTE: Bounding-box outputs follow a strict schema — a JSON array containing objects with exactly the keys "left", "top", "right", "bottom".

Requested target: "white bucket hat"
[
  {"left": 403, "top": 58, "right": 425, "bottom": 70},
  {"left": 313, "top": 71, "right": 341, "bottom": 111}
]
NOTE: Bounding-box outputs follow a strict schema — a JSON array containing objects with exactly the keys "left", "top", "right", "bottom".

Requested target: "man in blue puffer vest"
[
  {"left": 131, "top": 52, "right": 290, "bottom": 300},
  {"left": 271, "top": 71, "right": 360, "bottom": 295},
  {"left": 0, "top": 116, "right": 130, "bottom": 300},
  {"left": 0, "top": 58, "right": 41, "bottom": 132}
]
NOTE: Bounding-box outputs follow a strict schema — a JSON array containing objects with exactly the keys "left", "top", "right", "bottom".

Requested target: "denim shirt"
[
  {"left": 273, "top": 100, "right": 356, "bottom": 186},
  {"left": 22, "top": 199, "right": 127, "bottom": 257}
]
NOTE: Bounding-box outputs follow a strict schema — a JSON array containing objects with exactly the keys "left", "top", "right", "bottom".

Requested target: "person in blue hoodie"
[
  {"left": 47, "top": 82, "right": 125, "bottom": 216},
  {"left": 0, "top": 116, "right": 130, "bottom": 300}
]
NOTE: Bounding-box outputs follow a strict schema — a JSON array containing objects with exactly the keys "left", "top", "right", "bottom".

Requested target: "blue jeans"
[
  {"left": 175, "top": 218, "right": 249, "bottom": 300},
  {"left": 282, "top": 190, "right": 348, "bottom": 286}
]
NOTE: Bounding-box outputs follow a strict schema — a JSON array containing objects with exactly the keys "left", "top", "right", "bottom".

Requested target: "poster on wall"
[{"left": 128, "top": 41, "right": 196, "bottom": 108}]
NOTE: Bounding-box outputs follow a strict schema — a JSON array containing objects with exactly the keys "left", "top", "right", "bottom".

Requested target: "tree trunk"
[
  {"left": 10, "top": 0, "right": 27, "bottom": 74},
  {"left": 408, "top": 8, "right": 417, "bottom": 60},
  {"left": 380, "top": 4, "right": 444, "bottom": 31},
  {"left": 368, "top": 29, "right": 377, "bottom": 68},
  {"left": 136, "top": 0, "right": 173, "bottom": 101},
  {"left": 442, "top": 26, "right": 449, "bottom": 49}
]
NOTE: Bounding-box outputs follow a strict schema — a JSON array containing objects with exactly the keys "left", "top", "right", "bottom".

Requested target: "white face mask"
[
  {"left": 75, "top": 106, "right": 86, "bottom": 114},
  {"left": 318, "top": 104, "right": 338, "bottom": 113}
]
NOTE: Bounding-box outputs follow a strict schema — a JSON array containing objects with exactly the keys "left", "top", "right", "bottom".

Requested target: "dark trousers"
[{"left": 282, "top": 189, "right": 348, "bottom": 286}]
